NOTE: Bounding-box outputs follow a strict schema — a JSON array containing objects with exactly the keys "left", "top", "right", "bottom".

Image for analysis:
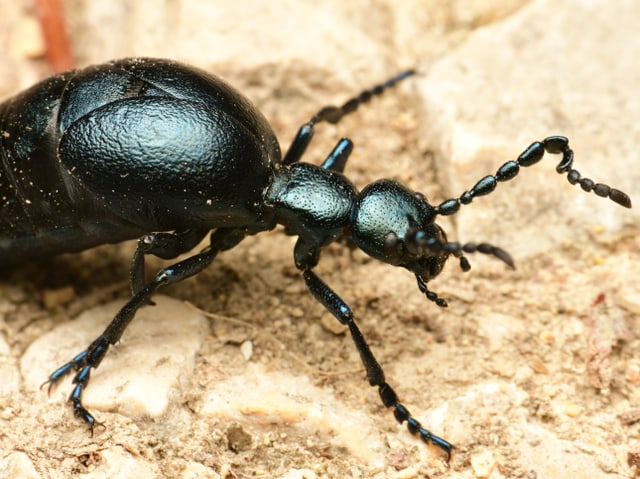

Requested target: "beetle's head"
[
  {"left": 351, "top": 180, "right": 449, "bottom": 281},
  {"left": 350, "top": 179, "right": 514, "bottom": 306}
]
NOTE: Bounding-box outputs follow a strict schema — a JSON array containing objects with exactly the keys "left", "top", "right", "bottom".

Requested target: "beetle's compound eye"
[{"left": 382, "top": 231, "right": 404, "bottom": 265}]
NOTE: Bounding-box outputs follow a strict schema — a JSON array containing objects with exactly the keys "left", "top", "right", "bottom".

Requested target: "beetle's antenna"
[
  {"left": 405, "top": 228, "right": 514, "bottom": 269},
  {"left": 283, "top": 69, "right": 416, "bottom": 165},
  {"left": 309, "top": 69, "right": 416, "bottom": 126},
  {"left": 382, "top": 229, "right": 514, "bottom": 307},
  {"left": 434, "top": 136, "right": 631, "bottom": 217}
]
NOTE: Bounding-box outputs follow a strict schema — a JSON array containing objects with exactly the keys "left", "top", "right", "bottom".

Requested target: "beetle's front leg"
[
  {"left": 44, "top": 228, "right": 245, "bottom": 432},
  {"left": 300, "top": 268, "right": 453, "bottom": 458},
  {"left": 294, "top": 239, "right": 452, "bottom": 458}
]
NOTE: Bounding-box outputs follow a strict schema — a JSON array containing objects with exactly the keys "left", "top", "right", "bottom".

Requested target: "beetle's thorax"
[{"left": 265, "top": 163, "right": 358, "bottom": 245}]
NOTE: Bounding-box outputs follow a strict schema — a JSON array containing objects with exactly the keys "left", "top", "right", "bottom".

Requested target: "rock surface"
[{"left": 1, "top": 0, "right": 638, "bottom": 478}]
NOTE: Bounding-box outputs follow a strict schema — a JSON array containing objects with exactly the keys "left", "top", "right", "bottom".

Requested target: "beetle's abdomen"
[
  {"left": 0, "top": 69, "right": 146, "bottom": 267},
  {"left": 60, "top": 95, "right": 275, "bottom": 229},
  {"left": 0, "top": 58, "right": 282, "bottom": 266},
  {"left": 0, "top": 72, "right": 72, "bottom": 237}
]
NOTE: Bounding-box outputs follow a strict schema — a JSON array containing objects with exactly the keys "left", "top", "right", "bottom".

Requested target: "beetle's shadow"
[{"left": 2, "top": 244, "right": 130, "bottom": 292}]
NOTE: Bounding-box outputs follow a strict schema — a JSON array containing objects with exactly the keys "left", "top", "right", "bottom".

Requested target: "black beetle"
[{"left": 0, "top": 58, "right": 631, "bottom": 459}]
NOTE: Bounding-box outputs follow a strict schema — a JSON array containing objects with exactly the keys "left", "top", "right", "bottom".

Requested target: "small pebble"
[
  {"left": 240, "top": 340, "right": 253, "bottom": 361},
  {"left": 470, "top": 449, "right": 497, "bottom": 478}
]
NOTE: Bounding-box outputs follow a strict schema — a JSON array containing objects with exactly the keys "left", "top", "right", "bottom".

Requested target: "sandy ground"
[{"left": 1, "top": 1, "right": 639, "bottom": 478}]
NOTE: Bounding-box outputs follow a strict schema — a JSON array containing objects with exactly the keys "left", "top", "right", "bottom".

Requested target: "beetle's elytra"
[{"left": 0, "top": 58, "right": 631, "bottom": 459}]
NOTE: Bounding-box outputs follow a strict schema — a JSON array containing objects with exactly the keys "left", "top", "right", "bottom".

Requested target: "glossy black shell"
[{"left": 0, "top": 58, "right": 281, "bottom": 265}]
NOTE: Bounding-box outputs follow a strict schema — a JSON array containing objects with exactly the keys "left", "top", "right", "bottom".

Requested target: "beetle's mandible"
[{"left": 0, "top": 58, "right": 632, "bottom": 459}]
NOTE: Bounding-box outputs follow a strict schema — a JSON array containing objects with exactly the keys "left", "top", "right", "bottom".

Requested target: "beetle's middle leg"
[
  {"left": 43, "top": 227, "right": 246, "bottom": 431},
  {"left": 130, "top": 228, "right": 210, "bottom": 295}
]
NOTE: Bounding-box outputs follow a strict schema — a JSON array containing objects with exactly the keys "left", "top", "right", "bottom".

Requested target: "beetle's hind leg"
[
  {"left": 130, "top": 228, "right": 209, "bottom": 295},
  {"left": 42, "top": 263, "right": 209, "bottom": 431},
  {"left": 42, "top": 337, "right": 110, "bottom": 432},
  {"left": 43, "top": 228, "right": 246, "bottom": 432}
]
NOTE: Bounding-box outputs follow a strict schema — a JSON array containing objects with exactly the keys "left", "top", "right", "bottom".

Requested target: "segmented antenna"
[{"left": 436, "top": 136, "right": 631, "bottom": 216}]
